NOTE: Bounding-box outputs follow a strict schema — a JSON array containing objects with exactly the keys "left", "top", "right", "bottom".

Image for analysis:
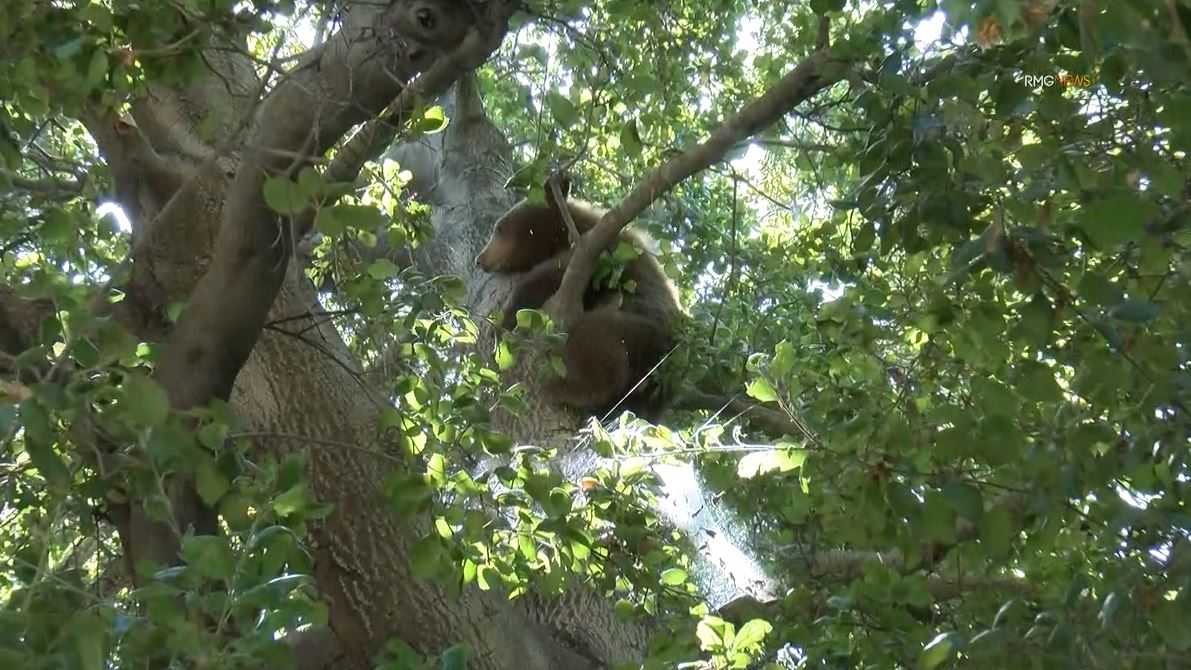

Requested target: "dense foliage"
[{"left": 2, "top": 0, "right": 1190, "bottom": 668}]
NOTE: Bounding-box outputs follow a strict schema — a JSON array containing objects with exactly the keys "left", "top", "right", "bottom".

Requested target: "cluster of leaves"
[{"left": 2, "top": 353, "right": 332, "bottom": 669}]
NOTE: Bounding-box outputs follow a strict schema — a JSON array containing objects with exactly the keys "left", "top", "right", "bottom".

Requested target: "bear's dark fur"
[{"left": 475, "top": 182, "right": 681, "bottom": 421}]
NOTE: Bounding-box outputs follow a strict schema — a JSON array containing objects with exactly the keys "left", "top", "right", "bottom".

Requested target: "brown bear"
[{"left": 475, "top": 179, "right": 681, "bottom": 422}]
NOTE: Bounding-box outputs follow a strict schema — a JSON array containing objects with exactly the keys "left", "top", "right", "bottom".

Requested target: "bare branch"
[
  {"left": 546, "top": 49, "right": 842, "bottom": 326},
  {"left": 548, "top": 172, "right": 581, "bottom": 243}
]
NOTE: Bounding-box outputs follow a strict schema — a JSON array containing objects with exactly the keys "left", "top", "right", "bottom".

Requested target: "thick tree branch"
[{"left": 545, "top": 49, "right": 842, "bottom": 326}]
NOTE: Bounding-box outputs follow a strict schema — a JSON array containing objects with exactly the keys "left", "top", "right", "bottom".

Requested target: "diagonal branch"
[
  {"left": 295, "top": 29, "right": 499, "bottom": 237},
  {"left": 545, "top": 48, "right": 842, "bottom": 327}
]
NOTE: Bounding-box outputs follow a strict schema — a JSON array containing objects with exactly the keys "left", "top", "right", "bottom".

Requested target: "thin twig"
[{"left": 548, "top": 172, "right": 581, "bottom": 243}]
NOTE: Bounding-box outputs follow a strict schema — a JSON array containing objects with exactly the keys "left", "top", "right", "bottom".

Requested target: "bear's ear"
[{"left": 545, "top": 173, "right": 571, "bottom": 209}]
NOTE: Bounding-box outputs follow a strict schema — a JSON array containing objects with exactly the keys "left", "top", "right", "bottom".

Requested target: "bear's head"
[{"left": 476, "top": 177, "right": 600, "bottom": 273}]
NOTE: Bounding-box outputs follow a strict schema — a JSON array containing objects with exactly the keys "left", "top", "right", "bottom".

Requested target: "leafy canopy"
[{"left": 2, "top": 0, "right": 1191, "bottom": 668}]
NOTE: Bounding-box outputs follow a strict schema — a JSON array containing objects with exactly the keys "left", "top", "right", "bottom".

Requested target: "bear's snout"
[{"left": 475, "top": 244, "right": 493, "bottom": 269}]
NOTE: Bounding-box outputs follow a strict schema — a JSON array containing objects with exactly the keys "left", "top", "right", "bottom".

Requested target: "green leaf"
[
  {"left": 993, "top": 599, "right": 1026, "bottom": 628},
  {"left": 770, "top": 340, "right": 796, "bottom": 380},
  {"left": 919, "top": 632, "right": 959, "bottom": 669},
  {"left": 620, "top": 120, "right": 643, "bottom": 157},
  {"left": 921, "top": 491, "right": 957, "bottom": 545},
  {"left": 179, "top": 535, "right": 236, "bottom": 580},
  {"left": 119, "top": 373, "right": 171, "bottom": 428},
  {"left": 495, "top": 340, "right": 514, "bottom": 370},
  {"left": 979, "top": 504, "right": 1015, "bottom": 558},
  {"left": 1107, "top": 298, "right": 1158, "bottom": 323},
  {"left": 71, "top": 611, "right": 107, "bottom": 670},
  {"left": 330, "top": 204, "right": 385, "bottom": 230},
  {"left": 549, "top": 354, "right": 567, "bottom": 378},
  {"left": 410, "top": 106, "right": 448, "bottom": 134},
  {"left": 96, "top": 319, "right": 138, "bottom": 362},
  {"left": 1015, "top": 143, "right": 1054, "bottom": 171},
  {"left": 546, "top": 92, "right": 577, "bottom": 127},
  {"left": 733, "top": 619, "right": 772, "bottom": 650},
  {"left": 297, "top": 166, "right": 323, "bottom": 199},
  {"left": 969, "top": 628, "right": 1005, "bottom": 648},
  {"left": 1063, "top": 573, "right": 1089, "bottom": 609},
  {"left": 942, "top": 480, "right": 983, "bottom": 523},
  {"left": 826, "top": 595, "right": 854, "bottom": 610},
  {"left": 195, "top": 459, "right": 230, "bottom": 505},
  {"left": 314, "top": 207, "right": 345, "bottom": 236},
  {"left": 810, "top": 0, "right": 847, "bottom": 12},
  {"left": 40, "top": 207, "right": 75, "bottom": 243},
  {"left": 1078, "top": 192, "right": 1158, "bottom": 249},
  {"left": 737, "top": 448, "right": 805, "bottom": 478},
  {"left": 613, "top": 599, "right": 635, "bottom": 620},
  {"left": 438, "top": 644, "right": 469, "bottom": 670},
  {"left": 263, "top": 176, "right": 307, "bottom": 215},
  {"left": 0, "top": 405, "right": 14, "bottom": 437},
  {"left": 197, "top": 422, "right": 228, "bottom": 450},
  {"left": 1016, "top": 291, "right": 1055, "bottom": 348},
  {"left": 1153, "top": 600, "right": 1191, "bottom": 651},
  {"left": 620, "top": 456, "right": 649, "bottom": 477},
  {"left": 219, "top": 493, "right": 252, "bottom": 531},
  {"left": 368, "top": 258, "right": 401, "bottom": 279},
  {"left": 696, "top": 616, "right": 731, "bottom": 651},
  {"left": 86, "top": 49, "right": 108, "bottom": 88},
  {"left": 660, "top": 568, "right": 688, "bottom": 586},
  {"left": 745, "top": 377, "right": 778, "bottom": 402},
  {"left": 1098, "top": 592, "right": 1122, "bottom": 629},
  {"left": 410, "top": 535, "right": 443, "bottom": 580},
  {"left": 272, "top": 484, "right": 311, "bottom": 517},
  {"left": 18, "top": 400, "right": 71, "bottom": 486}
]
